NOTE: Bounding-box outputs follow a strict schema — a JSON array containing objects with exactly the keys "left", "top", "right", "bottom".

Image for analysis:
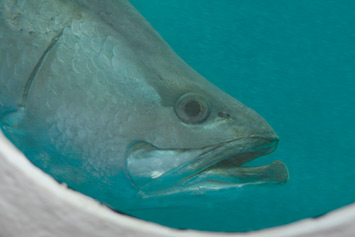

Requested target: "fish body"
[{"left": 0, "top": 0, "right": 288, "bottom": 206}]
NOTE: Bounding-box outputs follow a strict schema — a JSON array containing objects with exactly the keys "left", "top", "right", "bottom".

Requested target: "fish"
[{"left": 0, "top": 0, "right": 288, "bottom": 204}]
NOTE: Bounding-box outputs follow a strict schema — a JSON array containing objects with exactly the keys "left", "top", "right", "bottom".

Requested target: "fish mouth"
[{"left": 126, "top": 137, "right": 289, "bottom": 196}]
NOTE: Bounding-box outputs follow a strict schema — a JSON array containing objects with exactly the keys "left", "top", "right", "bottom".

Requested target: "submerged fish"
[{"left": 0, "top": 0, "right": 288, "bottom": 203}]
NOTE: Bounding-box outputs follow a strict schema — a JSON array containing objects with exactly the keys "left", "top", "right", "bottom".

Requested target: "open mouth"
[
  {"left": 182, "top": 138, "right": 288, "bottom": 189},
  {"left": 126, "top": 137, "right": 289, "bottom": 196}
]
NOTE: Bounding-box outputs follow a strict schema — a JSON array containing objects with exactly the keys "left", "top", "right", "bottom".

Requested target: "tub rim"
[{"left": 0, "top": 130, "right": 354, "bottom": 237}]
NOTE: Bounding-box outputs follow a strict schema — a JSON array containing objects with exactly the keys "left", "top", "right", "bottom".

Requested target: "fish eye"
[{"left": 175, "top": 93, "right": 210, "bottom": 124}]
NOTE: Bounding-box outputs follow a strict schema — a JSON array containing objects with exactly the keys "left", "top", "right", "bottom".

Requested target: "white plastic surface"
[{"left": 0, "top": 130, "right": 354, "bottom": 237}]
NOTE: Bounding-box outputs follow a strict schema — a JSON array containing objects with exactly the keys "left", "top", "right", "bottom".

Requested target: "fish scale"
[
  {"left": 0, "top": 0, "right": 286, "bottom": 212},
  {"left": 0, "top": 0, "right": 74, "bottom": 115}
]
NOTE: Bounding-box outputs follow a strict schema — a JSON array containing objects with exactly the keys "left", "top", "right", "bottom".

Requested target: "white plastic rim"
[{"left": 0, "top": 130, "right": 354, "bottom": 237}]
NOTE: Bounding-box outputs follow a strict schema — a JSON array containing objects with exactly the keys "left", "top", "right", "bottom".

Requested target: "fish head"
[
  {"left": 126, "top": 66, "right": 288, "bottom": 196},
  {"left": 67, "top": 0, "right": 288, "bottom": 195}
]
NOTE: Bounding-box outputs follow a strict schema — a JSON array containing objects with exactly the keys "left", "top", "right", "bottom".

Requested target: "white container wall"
[{"left": 0, "top": 130, "right": 354, "bottom": 237}]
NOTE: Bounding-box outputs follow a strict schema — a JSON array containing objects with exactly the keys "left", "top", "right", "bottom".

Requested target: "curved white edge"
[{"left": 0, "top": 130, "right": 354, "bottom": 237}]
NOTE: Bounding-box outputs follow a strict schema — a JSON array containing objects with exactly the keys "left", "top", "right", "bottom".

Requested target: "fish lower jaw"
[
  {"left": 183, "top": 160, "right": 289, "bottom": 188},
  {"left": 182, "top": 141, "right": 289, "bottom": 189},
  {"left": 127, "top": 137, "right": 288, "bottom": 196},
  {"left": 139, "top": 159, "right": 289, "bottom": 197}
]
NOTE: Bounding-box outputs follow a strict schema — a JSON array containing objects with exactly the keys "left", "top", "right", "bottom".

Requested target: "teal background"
[{"left": 128, "top": 0, "right": 355, "bottom": 232}]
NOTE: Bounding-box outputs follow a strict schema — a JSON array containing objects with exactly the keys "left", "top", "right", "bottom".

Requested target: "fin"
[{"left": 0, "top": 107, "right": 25, "bottom": 129}]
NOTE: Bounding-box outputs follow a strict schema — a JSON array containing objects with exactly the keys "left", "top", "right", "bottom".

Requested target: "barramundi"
[{"left": 0, "top": 0, "right": 288, "bottom": 207}]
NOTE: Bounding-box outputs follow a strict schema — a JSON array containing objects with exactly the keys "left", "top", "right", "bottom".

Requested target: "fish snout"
[
  {"left": 248, "top": 132, "right": 279, "bottom": 156},
  {"left": 246, "top": 112, "right": 279, "bottom": 145},
  {"left": 249, "top": 132, "right": 279, "bottom": 144}
]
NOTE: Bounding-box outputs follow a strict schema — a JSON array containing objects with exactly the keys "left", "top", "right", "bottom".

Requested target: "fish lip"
[
  {"left": 184, "top": 136, "right": 279, "bottom": 179},
  {"left": 127, "top": 136, "right": 281, "bottom": 194}
]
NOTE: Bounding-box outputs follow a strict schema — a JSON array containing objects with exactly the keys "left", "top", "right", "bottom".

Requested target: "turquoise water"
[{"left": 127, "top": 0, "right": 355, "bottom": 232}]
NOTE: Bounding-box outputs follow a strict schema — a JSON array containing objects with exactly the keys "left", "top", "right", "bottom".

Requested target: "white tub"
[{"left": 0, "top": 130, "right": 354, "bottom": 237}]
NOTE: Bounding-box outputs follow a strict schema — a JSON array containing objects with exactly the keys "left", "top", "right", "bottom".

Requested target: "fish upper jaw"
[{"left": 126, "top": 136, "right": 288, "bottom": 196}]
